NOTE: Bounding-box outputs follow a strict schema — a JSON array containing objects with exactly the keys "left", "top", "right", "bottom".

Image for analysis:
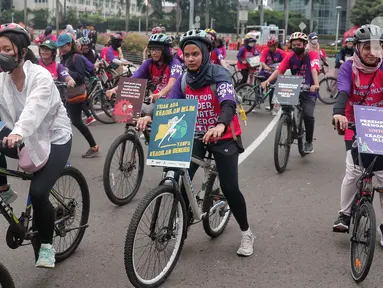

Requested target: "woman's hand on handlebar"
[
  {"left": 136, "top": 116, "right": 152, "bottom": 131},
  {"left": 203, "top": 123, "right": 225, "bottom": 144},
  {"left": 3, "top": 134, "right": 22, "bottom": 148},
  {"left": 333, "top": 114, "right": 348, "bottom": 131},
  {"left": 67, "top": 79, "right": 76, "bottom": 88},
  {"left": 106, "top": 87, "right": 118, "bottom": 99},
  {"left": 261, "top": 81, "right": 269, "bottom": 90},
  {"left": 310, "top": 84, "right": 319, "bottom": 92}
]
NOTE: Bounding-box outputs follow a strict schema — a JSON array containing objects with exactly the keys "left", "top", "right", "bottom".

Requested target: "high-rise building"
[{"left": 270, "top": 0, "right": 351, "bottom": 34}]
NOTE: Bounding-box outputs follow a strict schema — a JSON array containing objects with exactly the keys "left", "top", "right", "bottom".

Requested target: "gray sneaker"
[
  {"left": 304, "top": 142, "right": 314, "bottom": 154},
  {"left": 0, "top": 185, "right": 18, "bottom": 205},
  {"left": 82, "top": 146, "right": 100, "bottom": 158}
]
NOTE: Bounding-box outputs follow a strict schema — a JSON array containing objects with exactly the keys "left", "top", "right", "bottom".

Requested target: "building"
[{"left": 270, "top": 0, "right": 350, "bottom": 35}]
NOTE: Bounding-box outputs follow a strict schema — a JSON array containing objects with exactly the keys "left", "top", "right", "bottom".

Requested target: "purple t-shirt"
[
  {"left": 132, "top": 58, "right": 182, "bottom": 80},
  {"left": 57, "top": 63, "right": 70, "bottom": 81},
  {"left": 81, "top": 55, "right": 94, "bottom": 73},
  {"left": 237, "top": 46, "right": 259, "bottom": 61}
]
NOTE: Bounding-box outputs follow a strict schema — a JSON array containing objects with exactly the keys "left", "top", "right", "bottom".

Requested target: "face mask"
[
  {"left": 292, "top": 47, "right": 305, "bottom": 55},
  {"left": 0, "top": 54, "right": 18, "bottom": 73},
  {"left": 310, "top": 39, "right": 318, "bottom": 45},
  {"left": 248, "top": 42, "right": 255, "bottom": 47}
]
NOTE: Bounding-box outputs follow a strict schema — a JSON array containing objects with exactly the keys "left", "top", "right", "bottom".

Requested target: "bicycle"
[
  {"left": 318, "top": 58, "right": 338, "bottom": 105},
  {"left": 334, "top": 123, "right": 381, "bottom": 282},
  {"left": 0, "top": 262, "right": 15, "bottom": 288},
  {"left": 273, "top": 87, "right": 310, "bottom": 173},
  {"left": 0, "top": 165, "right": 90, "bottom": 263},
  {"left": 124, "top": 133, "right": 231, "bottom": 287},
  {"left": 230, "top": 63, "right": 243, "bottom": 88},
  {"left": 102, "top": 86, "right": 153, "bottom": 206}
]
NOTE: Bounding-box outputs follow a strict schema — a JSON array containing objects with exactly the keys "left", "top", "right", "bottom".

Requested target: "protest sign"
[
  {"left": 147, "top": 99, "right": 198, "bottom": 168},
  {"left": 273, "top": 75, "right": 303, "bottom": 106}
]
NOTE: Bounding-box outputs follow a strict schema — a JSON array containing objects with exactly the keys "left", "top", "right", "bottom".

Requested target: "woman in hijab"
[
  {"left": 332, "top": 24, "right": 383, "bottom": 241},
  {"left": 308, "top": 32, "right": 327, "bottom": 62},
  {"left": 136, "top": 29, "right": 255, "bottom": 257}
]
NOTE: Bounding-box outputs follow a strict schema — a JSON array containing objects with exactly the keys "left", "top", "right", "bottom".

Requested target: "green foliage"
[
  {"left": 63, "top": 8, "right": 80, "bottom": 27},
  {"left": 122, "top": 32, "right": 148, "bottom": 54},
  {"left": 0, "top": 9, "right": 27, "bottom": 24},
  {"left": 31, "top": 9, "right": 50, "bottom": 29},
  {"left": 349, "top": 0, "right": 381, "bottom": 26}
]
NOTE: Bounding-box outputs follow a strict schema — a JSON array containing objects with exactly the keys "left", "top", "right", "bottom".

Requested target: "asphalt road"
[{"left": 4, "top": 47, "right": 383, "bottom": 288}]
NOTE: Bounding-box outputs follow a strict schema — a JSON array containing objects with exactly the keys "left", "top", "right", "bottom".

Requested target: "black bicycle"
[
  {"left": 0, "top": 262, "right": 15, "bottom": 288},
  {"left": 0, "top": 165, "right": 90, "bottom": 263},
  {"left": 273, "top": 87, "right": 310, "bottom": 173},
  {"left": 317, "top": 58, "right": 338, "bottom": 105}
]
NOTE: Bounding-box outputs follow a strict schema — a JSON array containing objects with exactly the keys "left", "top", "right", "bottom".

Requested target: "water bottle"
[{"left": 239, "top": 106, "right": 247, "bottom": 126}]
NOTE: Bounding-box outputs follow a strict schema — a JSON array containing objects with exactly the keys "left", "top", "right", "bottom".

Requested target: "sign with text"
[
  {"left": 113, "top": 77, "right": 147, "bottom": 123},
  {"left": 246, "top": 56, "right": 260, "bottom": 67},
  {"left": 147, "top": 99, "right": 198, "bottom": 168},
  {"left": 274, "top": 75, "right": 303, "bottom": 106},
  {"left": 354, "top": 105, "right": 383, "bottom": 155}
]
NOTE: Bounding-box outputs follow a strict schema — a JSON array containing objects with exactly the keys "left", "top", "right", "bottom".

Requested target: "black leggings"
[
  {"left": 182, "top": 139, "right": 249, "bottom": 231},
  {"left": 240, "top": 69, "right": 249, "bottom": 85},
  {"left": 82, "top": 102, "right": 92, "bottom": 118},
  {"left": 66, "top": 102, "right": 97, "bottom": 147},
  {"left": 300, "top": 93, "right": 316, "bottom": 143},
  {"left": 0, "top": 127, "right": 72, "bottom": 244}
]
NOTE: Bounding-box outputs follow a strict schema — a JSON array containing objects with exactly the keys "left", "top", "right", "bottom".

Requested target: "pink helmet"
[
  {"left": 267, "top": 37, "right": 277, "bottom": 47},
  {"left": 152, "top": 27, "right": 161, "bottom": 34}
]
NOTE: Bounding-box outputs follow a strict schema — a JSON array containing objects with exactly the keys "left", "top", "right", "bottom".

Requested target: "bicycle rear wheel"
[
  {"left": 274, "top": 114, "right": 292, "bottom": 173},
  {"left": 103, "top": 133, "right": 145, "bottom": 206},
  {"left": 318, "top": 76, "right": 338, "bottom": 105},
  {"left": 202, "top": 172, "right": 231, "bottom": 238},
  {"left": 235, "top": 83, "right": 257, "bottom": 114},
  {"left": 89, "top": 89, "right": 116, "bottom": 124},
  {"left": 125, "top": 185, "right": 187, "bottom": 288},
  {"left": 350, "top": 201, "right": 376, "bottom": 282},
  {"left": 0, "top": 262, "right": 15, "bottom": 288}
]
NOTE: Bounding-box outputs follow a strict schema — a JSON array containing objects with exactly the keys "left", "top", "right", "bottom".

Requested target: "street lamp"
[
  {"left": 237, "top": 0, "right": 250, "bottom": 39},
  {"left": 335, "top": 6, "right": 342, "bottom": 51}
]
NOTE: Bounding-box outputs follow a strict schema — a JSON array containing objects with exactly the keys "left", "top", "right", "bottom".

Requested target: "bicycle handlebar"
[{"left": 54, "top": 81, "right": 67, "bottom": 87}]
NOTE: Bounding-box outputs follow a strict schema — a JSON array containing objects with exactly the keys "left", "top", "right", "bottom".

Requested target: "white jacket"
[{"left": 0, "top": 61, "right": 72, "bottom": 166}]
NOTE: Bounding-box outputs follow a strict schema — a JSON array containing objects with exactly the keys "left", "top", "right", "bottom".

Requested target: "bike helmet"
[
  {"left": 180, "top": 29, "right": 213, "bottom": 52},
  {"left": 308, "top": 32, "right": 318, "bottom": 40},
  {"left": 354, "top": 24, "right": 383, "bottom": 43},
  {"left": 79, "top": 37, "right": 91, "bottom": 46},
  {"left": 111, "top": 33, "right": 123, "bottom": 41},
  {"left": 205, "top": 28, "right": 217, "bottom": 41},
  {"left": 289, "top": 32, "right": 308, "bottom": 43},
  {"left": 345, "top": 37, "right": 354, "bottom": 43},
  {"left": 267, "top": 37, "right": 277, "bottom": 47},
  {"left": 152, "top": 27, "right": 161, "bottom": 34},
  {"left": 244, "top": 33, "right": 257, "bottom": 43},
  {"left": 148, "top": 33, "right": 172, "bottom": 47},
  {"left": 0, "top": 23, "right": 31, "bottom": 46}
]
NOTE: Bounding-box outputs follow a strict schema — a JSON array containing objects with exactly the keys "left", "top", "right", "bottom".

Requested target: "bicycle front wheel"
[
  {"left": 202, "top": 172, "right": 231, "bottom": 238},
  {"left": 125, "top": 185, "right": 187, "bottom": 288},
  {"left": 0, "top": 262, "right": 15, "bottom": 288},
  {"left": 318, "top": 76, "right": 338, "bottom": 105},
  {"left": 89, "top": 90, "right": 116, "bottom": 124},
  {"left": 274, "top": 114, "right": 292, "bottom": 173},
  {"left": 103, "top": 133, "right": 145, "bottom": 206},
  {"left": 235, "top": 83, "right": 257, "bottom": 114},
  {"left": 350, "top": 201, "right": 376, "bottom": 282}
]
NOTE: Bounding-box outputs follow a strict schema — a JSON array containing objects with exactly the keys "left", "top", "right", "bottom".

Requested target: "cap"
[{"left": 56, "top": 33, "right": 72, "bottom": 48}]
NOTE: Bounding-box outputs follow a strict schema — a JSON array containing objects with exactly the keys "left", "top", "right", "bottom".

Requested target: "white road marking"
[{"left": 238, "top": 110, "right": 281, "bottom": 165}]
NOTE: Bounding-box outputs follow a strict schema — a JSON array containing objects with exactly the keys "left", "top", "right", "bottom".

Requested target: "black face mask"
[
  {"left": 0, "top": 54, "right": 19, "bottom": 73},
  {"left": 292, "top": 47, "right": 305, "bottom": 55}
]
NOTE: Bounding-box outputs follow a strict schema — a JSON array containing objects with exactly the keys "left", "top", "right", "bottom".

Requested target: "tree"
[
  {"left": 31, "top": 9, "right": 50, "bottom": 29},
  {"left": 349, "top": 0, "right": 381, "bottom": 26}
]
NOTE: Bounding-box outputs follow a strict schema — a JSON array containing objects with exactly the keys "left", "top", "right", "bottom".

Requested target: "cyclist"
[
  {"left": 261, "top": 32, "right": 320, "bottom": 154},
  {"left": 332, "top": 24, "right": 383, "bottom": 246},
  {"left": 308, "top": 32, "right": 327, "bottom": 62},
  {"left": 104, "top": 33, "right": 128, "bottom": 66},
  {"left": 236, "top": 33, "right": 259, "bottom": 85},
  {"left": 136, "top": 29, "right": 255, "bottom": 257},
  {"left": 260, "top": 37, "right": 287, "bottom": 114},
  {"left": 335, "top": 37, "right": 354, "bottom": 69},
  {"left": 33, "top": 26, "right": 57, "bottom": 45},
  {"left": 205, "top": 29, "right": 229, "bottom": 69},
  {"left": 142, "top": 27, "right": 162, "bottom": 62},
  {"left": 38, "top": 39, "right": 76, "bottom": 86},
  {"left": 0, "top": 23, "right": 72, "bottom": 268},
  {"left": 56, "top": 33, "right": 100, "bottom": 157}
]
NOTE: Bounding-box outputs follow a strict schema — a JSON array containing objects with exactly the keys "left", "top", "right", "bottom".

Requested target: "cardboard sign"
[
  {"left": 246, "top": 56, "right": 260, "bottom": 67},
  {"left": 113, "top": 77, "right": 147, "bottom": 123},
  {"left": 146, "top": 99, "right": 198, "bottom": 169},
  {"left": 273, "top": 75, "right": 303, "bottom": 106},
  {"left": 354, "top": 105, "right": 383, "bottom": 155}
]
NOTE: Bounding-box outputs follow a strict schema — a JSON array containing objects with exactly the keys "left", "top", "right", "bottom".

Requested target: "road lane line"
[{"left": 238, "top": 110, "right": 281, "bottom": 165}]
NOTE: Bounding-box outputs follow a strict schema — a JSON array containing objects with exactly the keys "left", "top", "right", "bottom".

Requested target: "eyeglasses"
[{"left": 149, "top": 48, "right": 163, "bottom": 53}]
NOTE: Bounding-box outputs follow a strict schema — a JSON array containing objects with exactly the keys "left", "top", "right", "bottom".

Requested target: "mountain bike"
[
  {"left": 230, "top": 63, "right": 243, "bottom": 88},
  {"left": 334, "top": 123, "right": 381, "bottom": 282},
  {"left": 102, "top": 85, "right": 154, "bottom": 206},
  {"left": 0, "top": 165, "right": 90, "bottom": 263},
  {"left": 0, "top": 262, "right": 15, "bottom": 288},
  {"left": 317, "top": 58, "right": 338, "bottom": 105},
  {"left": 273, "top": 87, "right": 311, "bottom": 173},
  {"left": 124, "top": 133, "right": 231, "bottom": 287},
  {"left": 235, "top": 63, "right": 279, "bottom": 114}
]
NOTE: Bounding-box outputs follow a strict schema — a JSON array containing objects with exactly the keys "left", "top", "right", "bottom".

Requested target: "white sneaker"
[
  {"left": 271, "top": 110, "right": 278, "bottom": 116},
  {"left": 0, "top": 185, "right": 18, "bottom": 205},
  {"left": 378, "top": 224, "right": 383, "bottom": 248},
  {"left": 237, "top": 229, "right": 255, "bottom": 257}
]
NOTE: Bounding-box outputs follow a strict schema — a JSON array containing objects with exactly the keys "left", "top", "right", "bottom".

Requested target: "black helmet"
[{"left": 354, "top": 24, "right": 383, "bottom": 43}]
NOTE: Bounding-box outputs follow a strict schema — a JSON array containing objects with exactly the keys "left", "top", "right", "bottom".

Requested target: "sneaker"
[
  {"left": 0, "top": 185, "right": 18, "bottom": 205},
  {"left": 265, "top": 106, "right": 271, "bottom": 111},
  {"left": 271, "top": 110, "right": 278, "bottom": 116},
  {"left": 304, "top": 142, "right": 314, "bottom": 154},
  {"left": 378, "top": 224, "right": 383, "bottom": 247},
  {"left": 333, "top": 213, "right": 351, "bottom": 233},
  {"left": 237, "top": 229, "right": 255, "bottom": 257},
  {"left": 35, "top": 244, "right": 56, "bottom": 268},
  {"left": 82, "top": 145, "right": 100, "bottom": 158},
  {"left": 85, "top": 116, "right": 96, "bottom": 126}
]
